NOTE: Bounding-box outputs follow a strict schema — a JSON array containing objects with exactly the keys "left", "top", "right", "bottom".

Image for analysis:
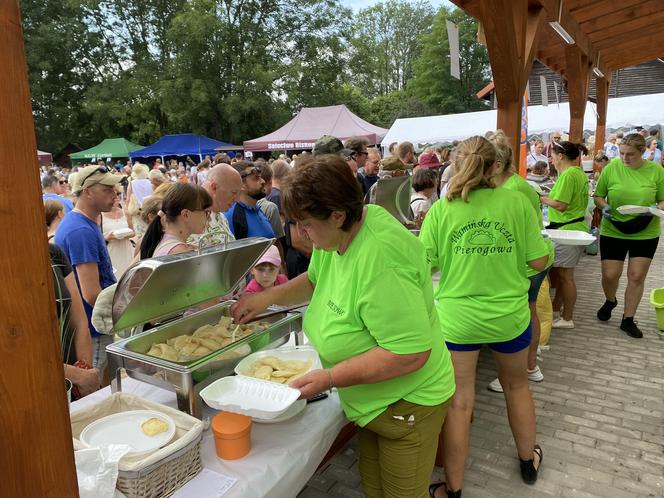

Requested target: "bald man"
[{"left": 188, "top": 163, "right": 242, "bottom": 247}]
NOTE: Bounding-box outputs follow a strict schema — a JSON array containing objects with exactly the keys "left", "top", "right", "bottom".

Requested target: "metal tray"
[{"left": 107, "top": 301, "right": 303, "bottom": 418}]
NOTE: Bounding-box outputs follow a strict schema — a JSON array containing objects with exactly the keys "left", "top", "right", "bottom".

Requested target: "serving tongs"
[{"left": 250, "top": 302, "right": 310, "bottom": 322}]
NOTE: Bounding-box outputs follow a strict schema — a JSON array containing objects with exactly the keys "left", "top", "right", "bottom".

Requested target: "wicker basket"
[
  {"left": 71, "top": 392, "right": 204, "bottom": 498},
  {"left": 116, "top": 435, "right": 202, "bottom": 498}
]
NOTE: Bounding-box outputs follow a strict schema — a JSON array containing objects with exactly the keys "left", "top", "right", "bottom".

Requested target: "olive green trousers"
[{"left": 358, "top": 399, "right": 449, "bottom": 498}]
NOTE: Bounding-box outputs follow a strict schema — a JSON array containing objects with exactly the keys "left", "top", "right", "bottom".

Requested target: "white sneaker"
[
  {"left": 528, "top": 365, "right": 544, "bottom": 382},
  {"left": 552, "top": 318, "right": 575, "bottom": 329},
  {"left": 488, "top": 378, "right": 503, "bottom": 392}
]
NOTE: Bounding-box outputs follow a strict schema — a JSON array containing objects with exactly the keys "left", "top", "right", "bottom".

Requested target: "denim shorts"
[
  {"left": 445, "top": 323, "right": 532, "bottom": 354},
  {"left": 92, "top": 334, "right": 114, "bottom": 371},
  {"left": 528, "top": 268, "right": 550, "bottom": 303}
]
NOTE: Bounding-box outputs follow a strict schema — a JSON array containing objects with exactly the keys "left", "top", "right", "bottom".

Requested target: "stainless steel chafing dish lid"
[
  {"left": 371, "top": 175, "right": 413, "bottom": 224},
  {"left": 111, "top": 236, "right": 274, "bottom": 331}
]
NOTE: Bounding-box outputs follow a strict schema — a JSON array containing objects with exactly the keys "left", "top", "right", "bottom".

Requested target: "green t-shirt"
[
  {"left": 303, "top": 205, "right": 456, "bottom": 427},
  {"left": 503, "top": 174, "right": 555, "bottom": 275},
  {"left": 548, "top": 166, "right": 589, "bottom": 231},
  {"left": 419, "top": 188, "right": 548, "bottom": 344},
  {"left": 594, "top": 158, "right": 664, "bottom": 240}
]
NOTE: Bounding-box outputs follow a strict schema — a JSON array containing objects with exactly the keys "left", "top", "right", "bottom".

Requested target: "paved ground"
[{"left": 299, "top": 247, "right": 664, "bottom": 498}]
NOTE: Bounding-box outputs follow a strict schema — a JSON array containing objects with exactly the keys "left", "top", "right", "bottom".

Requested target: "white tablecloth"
[{"left": 71, "top": 377, "right": 348, "bottom": 498}]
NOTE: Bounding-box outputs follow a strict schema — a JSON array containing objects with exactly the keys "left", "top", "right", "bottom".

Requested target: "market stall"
[
  {"left": 129, "top": 134, "right": 240, "bottom": 164},
  {"left": 66, "top": 235, "right": 350, "bottom": 497},
  {"left": 69, "top": 138, "right": 144, "bottom": 164},
  {"left": 243, "top": 104, "right": 388, "bottom": 153}
]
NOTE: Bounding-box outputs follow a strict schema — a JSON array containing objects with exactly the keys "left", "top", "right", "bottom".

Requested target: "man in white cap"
[
  {"left": 189, "top": 163, "right": 242, "bottom": 247},
  {"left": 54, "top": 165, "right": 126, "bottom": 376}
]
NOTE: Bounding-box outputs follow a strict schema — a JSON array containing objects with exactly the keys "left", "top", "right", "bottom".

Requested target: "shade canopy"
[
  {"left": 129, "top": 134, "right": 239, "bottom": 160},
  {"left": 37, "top": 150, "right": 52, "bottom": 164},
  {"left": 69, "top": 138, "right": 143, "bottom": 161},
  {"left": 243, "top": 105, "right": 388, "bottom": 152},
  {"left": 381, "top": 92, "right": 664, "bottom": 148}
]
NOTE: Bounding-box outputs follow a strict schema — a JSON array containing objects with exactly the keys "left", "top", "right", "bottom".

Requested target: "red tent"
[{"left": 243, "top": 105, "right": 388, "bottom": 152}]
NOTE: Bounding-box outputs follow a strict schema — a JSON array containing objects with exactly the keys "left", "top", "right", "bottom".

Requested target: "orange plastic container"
[{"left": 211, "top": 411, "right": 252, "bottom": 460}]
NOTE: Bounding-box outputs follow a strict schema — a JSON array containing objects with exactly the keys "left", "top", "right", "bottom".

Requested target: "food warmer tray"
[{"left": 106, "top": 237, "right": 304, "bottom": 418}]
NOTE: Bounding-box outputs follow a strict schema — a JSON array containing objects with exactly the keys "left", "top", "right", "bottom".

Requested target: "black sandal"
[
  {"left": 520, "top": 444, "right": 543, "bottom": 484},
  {"left": 429, "top": 482, "right": 462, "bottom": 498}
]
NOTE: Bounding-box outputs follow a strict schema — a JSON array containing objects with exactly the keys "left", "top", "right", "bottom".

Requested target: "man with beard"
[
  {"left": 224, "top": 161, "right": 275, "bottom": 240},
  {"left": 54, "top": 165, "right": 126, "bottom": 374}
]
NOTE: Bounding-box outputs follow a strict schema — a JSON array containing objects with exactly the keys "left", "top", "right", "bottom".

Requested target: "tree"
[
  {"left": 349, "top": 0, "right": 435, "bottom": 98},
  {"left": 408, "top": 7, "right": 490, "bottom": 115},
  {"left": 21, "top": 0, "right": 102, "bottom": 152}
]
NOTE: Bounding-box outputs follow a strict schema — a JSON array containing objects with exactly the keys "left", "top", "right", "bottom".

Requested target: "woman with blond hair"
[
  {"left": 594, "top": 133, "right": 664, "bottom": 338},
  {"left": 420, "top": 136, "right": 549, "bottom": 497},
  {"left": 485, "top": 130, "right": 554, "bottom": 392}
]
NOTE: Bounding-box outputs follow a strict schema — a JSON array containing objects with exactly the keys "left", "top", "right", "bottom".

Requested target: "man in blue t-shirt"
[
  {"left": 42, "top": 174, "right": 74, "bottom": 213},
  {"left": 224, "top": 161, "right": 275, "bottom": 240},
  {"left": 54, "top": 165, "right": 126, "bottom": 374}
]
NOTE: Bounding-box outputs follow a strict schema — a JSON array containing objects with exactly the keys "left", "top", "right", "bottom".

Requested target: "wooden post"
[
  {"left": 479, "top": 0, "right": 545, "bottom": 175},
  {"left": 595, "top": 75, "right": 611, "bottom": 153},
  {"left": 0, "top": 2, "right": 79, "bottom": 497},
  {"left": 565, "top": 44, "right": 592, "bottom": 143}
]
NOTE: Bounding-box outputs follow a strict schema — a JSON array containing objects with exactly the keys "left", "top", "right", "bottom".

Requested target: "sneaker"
[
  {"left": 488, "top": 378, "right": 503, "bottom": 392},
  {"left": 597, "top": 298, "right": 618, "bottom": 321},
  {"left": 620, "top": 317, "right": 643, "bottom": 338},
  {"left": 528, "top": 365, "right": 544, "bottom": 382},
  {"left": 552, "top": 318, "right": 575, "bottom": 329}
]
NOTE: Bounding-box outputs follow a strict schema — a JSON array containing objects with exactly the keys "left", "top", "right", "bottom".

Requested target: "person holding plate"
[
  {"left": 231, "top": 153, "right": 456, "bottom": 498},
  {"left": 593, "top": 133, "right": 664, "bottom": 338}
]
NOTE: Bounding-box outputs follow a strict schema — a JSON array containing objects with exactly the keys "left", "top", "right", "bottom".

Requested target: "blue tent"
[{"left": 129, "top": 134, "right": 241, "bottom": 162}]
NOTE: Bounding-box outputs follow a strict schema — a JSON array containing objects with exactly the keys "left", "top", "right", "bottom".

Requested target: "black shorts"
[{"left": 599, "top": 235, "right": 659, "bottom": 261}]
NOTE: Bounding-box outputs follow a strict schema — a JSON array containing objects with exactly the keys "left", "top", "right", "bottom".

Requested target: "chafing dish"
[{"left": 106, "top": 237, "right": 303, "bottom": 418}]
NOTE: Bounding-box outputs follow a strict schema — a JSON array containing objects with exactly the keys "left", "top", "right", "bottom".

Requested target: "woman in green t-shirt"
[
  {"left": 231, "top": 154, "right": 456, "bottom": 498},
  {"left": 593, "top": 133, "right": 664, "bottom": 338},
  {"left": 420, "top": 136, "right": 549, "bottom": 497},
  {"left": 540, "top": 141, "right": 589, "bottom": 329}
]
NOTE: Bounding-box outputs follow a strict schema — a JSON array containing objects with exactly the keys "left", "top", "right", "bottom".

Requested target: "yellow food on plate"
[
  {"left": 246, "top": 356, "right": 313, "bottom": 384},
  {"left": 141, "top": 417, "right": 169, "bottom": 436},
  {"left": 146, "top": 315, "right": 270, "bottom": 362}
]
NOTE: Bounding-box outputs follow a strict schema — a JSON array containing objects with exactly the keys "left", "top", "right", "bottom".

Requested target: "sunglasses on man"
[
  {"left": 240, "top": 166, "right": 261, "bottom": 179},
  {"left": 80, "top": 165, "right": 127, "bottom": 188}
]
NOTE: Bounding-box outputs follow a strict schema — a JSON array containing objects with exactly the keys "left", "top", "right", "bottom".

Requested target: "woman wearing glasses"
[{"left": 140, "top": 183, "right": 213, "bottom": 258}]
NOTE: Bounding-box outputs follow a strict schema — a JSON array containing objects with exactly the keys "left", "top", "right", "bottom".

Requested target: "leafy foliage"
[{"left": 21, "top": 0, "right": 490, "bottom": 154}]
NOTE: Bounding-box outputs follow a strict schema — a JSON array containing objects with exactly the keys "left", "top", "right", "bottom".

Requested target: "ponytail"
[
  {"left": 552, "top": 141, "right": 588, "bottom": 161},
  {"left": 446, "top": 136, "right": 496, "bottom": 202},
  {"left": 140, "top": 215, "right": 164, "bottom": 259}
]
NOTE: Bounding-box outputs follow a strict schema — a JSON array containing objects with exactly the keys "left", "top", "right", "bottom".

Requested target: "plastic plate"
[
  {"left": 252, "top": 399, "right": 307, "bottom": 424},
  {"left": 79, "top": 410, "right": 176, "bottom": 456},
  {"left": 541, "top": 229, "right": 596, "bottom": 246}
]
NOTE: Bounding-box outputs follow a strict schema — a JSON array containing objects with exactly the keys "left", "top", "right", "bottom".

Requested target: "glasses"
[
  {"left": 80, "top": 166, "right": 110, "bottom": 186},
  {"left": 240, "top": 167, "right": 261, "bottom": 179},
  {"left": 58, "top": 180, "right": 66, "bottom": 185}
]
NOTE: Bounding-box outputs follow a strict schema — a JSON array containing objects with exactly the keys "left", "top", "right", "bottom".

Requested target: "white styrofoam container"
[
  {"left": 234, "top": 346, "right": 321, "bottom": 378},
  {"left": 542, "top": 229, "right": 596, "bottom": 246},
  {"left": 199, "top": 376, "right": 301, "bottom": 419}
]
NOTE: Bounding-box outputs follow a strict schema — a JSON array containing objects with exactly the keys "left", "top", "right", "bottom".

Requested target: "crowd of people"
[{"left": 42, "top": 125, "right": 663, "bottom": 497}]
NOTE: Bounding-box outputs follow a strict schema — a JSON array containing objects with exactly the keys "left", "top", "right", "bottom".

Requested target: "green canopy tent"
[{"left": 69, "top": 138, "right": 143, "bottom": 164}]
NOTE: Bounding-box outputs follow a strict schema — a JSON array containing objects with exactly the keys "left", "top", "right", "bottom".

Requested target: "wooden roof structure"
[{"left": 450, "top": 0, "right": 664, "bottom": 171}]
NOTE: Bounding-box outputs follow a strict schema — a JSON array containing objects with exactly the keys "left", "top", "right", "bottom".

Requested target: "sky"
[{"left": 341, "top": 0, "right": 453, "bottom": 11}]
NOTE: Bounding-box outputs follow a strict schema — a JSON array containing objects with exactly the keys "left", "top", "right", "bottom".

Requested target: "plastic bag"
[
  {"left": 537, "top": 277, "right": 553, "bottom": 345},
  {"left": 75, "top": 445, "right": 130, "bottom": 498}
]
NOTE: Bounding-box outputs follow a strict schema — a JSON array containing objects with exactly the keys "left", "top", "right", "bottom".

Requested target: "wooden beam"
[
  {"left": 571, "top": 0, "right": 643, "bottom": 23},
  {"left": 565, "top": 44, "right": 592, "bottom": 142},
  {"left": 603, "top": 38, "right": 664, "bottom": 69},
  {"left": 581, "top": 0, "right": 664, "bottom": 37},
  {"left": 0, "top": 2, "right": 79, "bottom": 497},
  {"left": 478, "top": 0, "right": 545, "bottom": 175},
  {"left": 594, "top": 29, "right": 664, "bottom": 51},
  {"left": 594, "top": 75, "right": 611, "bottom": 153}
]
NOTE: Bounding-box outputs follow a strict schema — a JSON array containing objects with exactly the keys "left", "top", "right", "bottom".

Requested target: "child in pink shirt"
[{"left": 245, "top": 245, "right": 288, "bottom": 293}]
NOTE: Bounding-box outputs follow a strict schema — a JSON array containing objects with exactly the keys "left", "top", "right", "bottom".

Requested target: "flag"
[{"left": 447, "top": 20, "right": 460, "bottom": 80}]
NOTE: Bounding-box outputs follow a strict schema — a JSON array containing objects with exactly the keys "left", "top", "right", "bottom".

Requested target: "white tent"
[{"left": 381, "top": 93, "right": 664, "bottom": 149}]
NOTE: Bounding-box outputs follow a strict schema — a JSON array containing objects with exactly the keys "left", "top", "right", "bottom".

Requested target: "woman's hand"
[
  {"left": 104, "top": 232, "right": 116, "bottom": 242},
  {"left": 70, "top": 367, "right": 101, "bottom": 397},
  {"left": 230, "top": 291, "right": 272, "bottom": 323},
  {"left": 289, "top": 369, "right": 331, "bottom": 399}
]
